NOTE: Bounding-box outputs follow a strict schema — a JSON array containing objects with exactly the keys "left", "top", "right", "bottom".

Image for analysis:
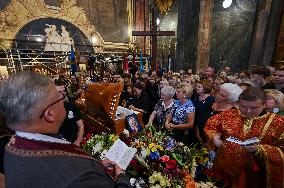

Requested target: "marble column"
[
  {"left": 262, "top": 0, "right": 284, "bottom": 66},
  {"left": 176, "top": 0, "right": 200, "bottom": 72},
  {"left": 196, "top": 0, "right": 214, "bottom": 72},
  {"left": 249, "top": 0, "right": 284, "bottom": 67}
]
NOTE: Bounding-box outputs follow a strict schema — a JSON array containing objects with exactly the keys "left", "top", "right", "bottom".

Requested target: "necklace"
[{"left": 238, "top": 110, "right": 270, "bottom": 133}]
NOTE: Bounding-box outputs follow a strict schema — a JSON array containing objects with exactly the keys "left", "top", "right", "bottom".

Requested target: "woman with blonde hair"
[{"left": 165, "top": 85, "right": 195, "bottom": 145}]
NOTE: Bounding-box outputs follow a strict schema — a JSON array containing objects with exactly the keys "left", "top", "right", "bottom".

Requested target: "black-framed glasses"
[{"left": 39, "top": 92, "right": 66, "bottom": 119}]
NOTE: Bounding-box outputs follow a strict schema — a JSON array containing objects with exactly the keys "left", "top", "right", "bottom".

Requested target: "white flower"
[
  {"left": 130, "top": 178, "right": 136, "bottom": 186},
  {"left": 140, "top": 148, "right": 148, "bottom": 159},
  {"left": 191, "top": 159, "right": 197, "bottom": 178},
  {"left": 135, "top": 183, "right": 142, "bottom": 188},
  {"left": 196, "top": 181, "right": 217, "bottom": 188},
  {"left": 92, "top": 142, "right": 102, "bottom": 155},
  {"left": 149, "top": 176, "right": 155, "bottom": 184},
  {"left": 123, "top": 129, "right": 130, "bottom": 137},
  {"left": 149, "top": 171, "right": 170, "bottom": 188},
  {"left": 100, "top": 150, "right": 107, "bottom": 160}
]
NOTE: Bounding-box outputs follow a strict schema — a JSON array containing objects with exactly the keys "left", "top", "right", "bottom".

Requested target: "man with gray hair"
[{"left": 0, "top": 71, "right": 130, "bottom": 188}]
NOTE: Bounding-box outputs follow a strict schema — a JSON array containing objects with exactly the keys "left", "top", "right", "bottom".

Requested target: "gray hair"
[
  {"left": 161, "top": 86, "right": 175, "bottom": 98},
  {"left": 220, "top": 83, "right": 243, "bottom": 103},
  {"left": 0, "top": 71, "right": 53, "bottom": 127}
]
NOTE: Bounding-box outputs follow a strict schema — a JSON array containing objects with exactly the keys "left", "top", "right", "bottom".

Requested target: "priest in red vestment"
[{"left": 205, "top": 87, "right": 284, "bottom": 188}]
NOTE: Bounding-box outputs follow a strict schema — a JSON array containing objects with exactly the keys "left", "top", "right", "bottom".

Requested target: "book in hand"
[
  {"left": 226, "top": 136, "right": 260, "bottom": 146},
  {"left": 105, "top": 138, "right": 137, "bottom": 170}
]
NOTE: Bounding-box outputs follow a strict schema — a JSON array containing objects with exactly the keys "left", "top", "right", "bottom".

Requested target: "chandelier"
[{"left": 155, "top": 0, "right": 175, "bottom": 14}]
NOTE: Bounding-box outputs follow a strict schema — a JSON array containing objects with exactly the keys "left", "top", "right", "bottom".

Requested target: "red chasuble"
[{"left": 205, "top": 109, "right": 284, "bottom": 188}]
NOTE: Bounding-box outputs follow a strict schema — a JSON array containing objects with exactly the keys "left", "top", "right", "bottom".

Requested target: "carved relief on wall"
[
  {"left": 0, "top": 0, "right": 104, "bottom": 51},
  {"left": 196, "top": 0, "right": 214, "bottom": 71}
]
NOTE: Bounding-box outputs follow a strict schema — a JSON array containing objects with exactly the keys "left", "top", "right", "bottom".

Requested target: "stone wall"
[
  {"left": 77, "top": 0, "right": 128, "bottom": 43},
  {"left": 209, "top": 0, "right": 257, "bottom": 72}
]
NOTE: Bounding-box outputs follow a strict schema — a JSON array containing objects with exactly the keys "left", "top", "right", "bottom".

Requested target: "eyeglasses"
[{"left": 39, "top": 92, "right": 66, "bottom": 119}]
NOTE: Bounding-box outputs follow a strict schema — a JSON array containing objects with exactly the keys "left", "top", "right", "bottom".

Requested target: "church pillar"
[
  {"left": 196, "top": 0, "right": 214, "bottom": 72},
  {"left": 134, "top": 0, "right": 149, "bottom": 53},
  {"left": 176, "top": 0, "right": 200, "bottom": 72},
  {"left": 262, "top": 0, "right": 284, "bottom": 65},
  {"left": 249, "top": 0, "right": 284, "bottom": 67},
  {"left": 127, "top": 0, "right": 135, "bottom": 45}
]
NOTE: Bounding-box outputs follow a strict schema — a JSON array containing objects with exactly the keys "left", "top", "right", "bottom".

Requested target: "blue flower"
[
  {"left": 165, "top": 138, "right": 175, "bottom": 150},
  {"left": 149, "top": 151, "right": 160, "bottom": 160}
]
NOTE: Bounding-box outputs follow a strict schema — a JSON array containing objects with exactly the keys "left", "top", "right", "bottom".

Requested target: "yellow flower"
[
  {"left": 157, "top": 145, "right": 164, "bottom": 151},
  {"left": 111, "top": 135, "right": 119, "bottom": 142},
  {"left": 149, "top": 143, "right": 157, "bottom": 152}
]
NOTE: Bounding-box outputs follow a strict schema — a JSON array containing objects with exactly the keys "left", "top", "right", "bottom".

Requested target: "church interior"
[{"left": 0, "top": 0, "right": 284, "bottom": 187}]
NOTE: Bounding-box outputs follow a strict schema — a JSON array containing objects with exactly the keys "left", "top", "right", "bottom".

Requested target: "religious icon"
[
  {"left": 126, "top": 114, "right": 142, "bottom": 133},
  {"left": 44, "top": 24, "right": 73, "bottom": 52}
]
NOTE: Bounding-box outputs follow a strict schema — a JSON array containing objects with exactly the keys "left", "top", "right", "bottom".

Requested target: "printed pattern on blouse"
[
  {"left": 172, "top": 99, "right": 195, "bottom": 124},
  {"left": 154, "top": 99, "right": 174, "bottom": 129}
]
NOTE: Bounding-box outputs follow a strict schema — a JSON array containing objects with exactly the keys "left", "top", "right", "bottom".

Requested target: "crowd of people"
[{"left": 0, "top": 64, "right": 284, "bottom": 187}]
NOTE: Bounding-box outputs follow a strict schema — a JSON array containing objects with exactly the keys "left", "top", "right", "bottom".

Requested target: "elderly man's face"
[
  {"left": 272, "top": 70, "right": 284, "bottom": 84},
  {"left": 45, "top": 85, "right": 66, "bottom": 132},
  {"left": 239, "top": 99, "right": 265, "bottom": 118}
]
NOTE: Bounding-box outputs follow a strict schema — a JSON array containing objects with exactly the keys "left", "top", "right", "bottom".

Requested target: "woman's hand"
[
  {"left": 165, "top": 122, "right": 174, "bottom": 130},
  {"left": 146, "top": 122, "right": 152, "bottom": 128},
  {"left": 129, "top": 105, "right": 137, "bottom": 111},
  {"left": 213, "top": 134, "right": 223, "bottom": 147}
]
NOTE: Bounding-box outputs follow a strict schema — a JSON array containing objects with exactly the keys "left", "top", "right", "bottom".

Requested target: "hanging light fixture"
[{"left": 223, "top": 0, "right": 232, "bottom": 8}]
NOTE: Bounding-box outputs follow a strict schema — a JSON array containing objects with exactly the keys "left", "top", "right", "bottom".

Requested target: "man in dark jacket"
[{"left": 0, "top": 71, "right": 130, "bottom": 188}]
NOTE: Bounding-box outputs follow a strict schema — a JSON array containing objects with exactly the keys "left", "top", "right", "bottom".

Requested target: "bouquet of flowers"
[{"left": 83, "top": 125, "right": 217, "bottom": 188}]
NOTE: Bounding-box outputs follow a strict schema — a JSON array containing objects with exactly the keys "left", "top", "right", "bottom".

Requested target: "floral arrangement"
[{"left": 83, "top": 125, "right": 217, "bottom": 188}]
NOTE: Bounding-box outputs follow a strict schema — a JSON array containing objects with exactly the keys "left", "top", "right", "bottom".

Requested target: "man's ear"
[{"left": 43, "top": 109, "right": 56, "bottom": 122}]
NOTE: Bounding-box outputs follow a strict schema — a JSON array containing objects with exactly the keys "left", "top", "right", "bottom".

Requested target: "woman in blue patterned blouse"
[{"left": 165, "top": 85, "right": 195, "bottom": 145}]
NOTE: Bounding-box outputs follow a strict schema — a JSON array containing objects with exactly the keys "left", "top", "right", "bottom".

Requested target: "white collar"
[
  {"left": 162, "top": 100, "right": 174, "bottom": 109},
  {"left": 16, "top": 131, "right": 70, "bottom": 144}
]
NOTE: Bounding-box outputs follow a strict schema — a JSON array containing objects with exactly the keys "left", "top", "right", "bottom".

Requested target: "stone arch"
[
  {"left": 14, "top": 18, "right": 94, "bottom": 51},
  {"left": 0, "top": 0, "right": 104, "bottom": 51}
]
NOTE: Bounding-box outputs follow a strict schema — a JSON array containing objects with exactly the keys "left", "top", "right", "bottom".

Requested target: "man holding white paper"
[
  {"left": 205, "top": 88, "right": 284, "bottom": 188},
  {"left": 105, "top": 139, "right": 137, "bottom": 170},
  {"left": 1, "top": 72, "right": 131, "bottom": 188}
]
